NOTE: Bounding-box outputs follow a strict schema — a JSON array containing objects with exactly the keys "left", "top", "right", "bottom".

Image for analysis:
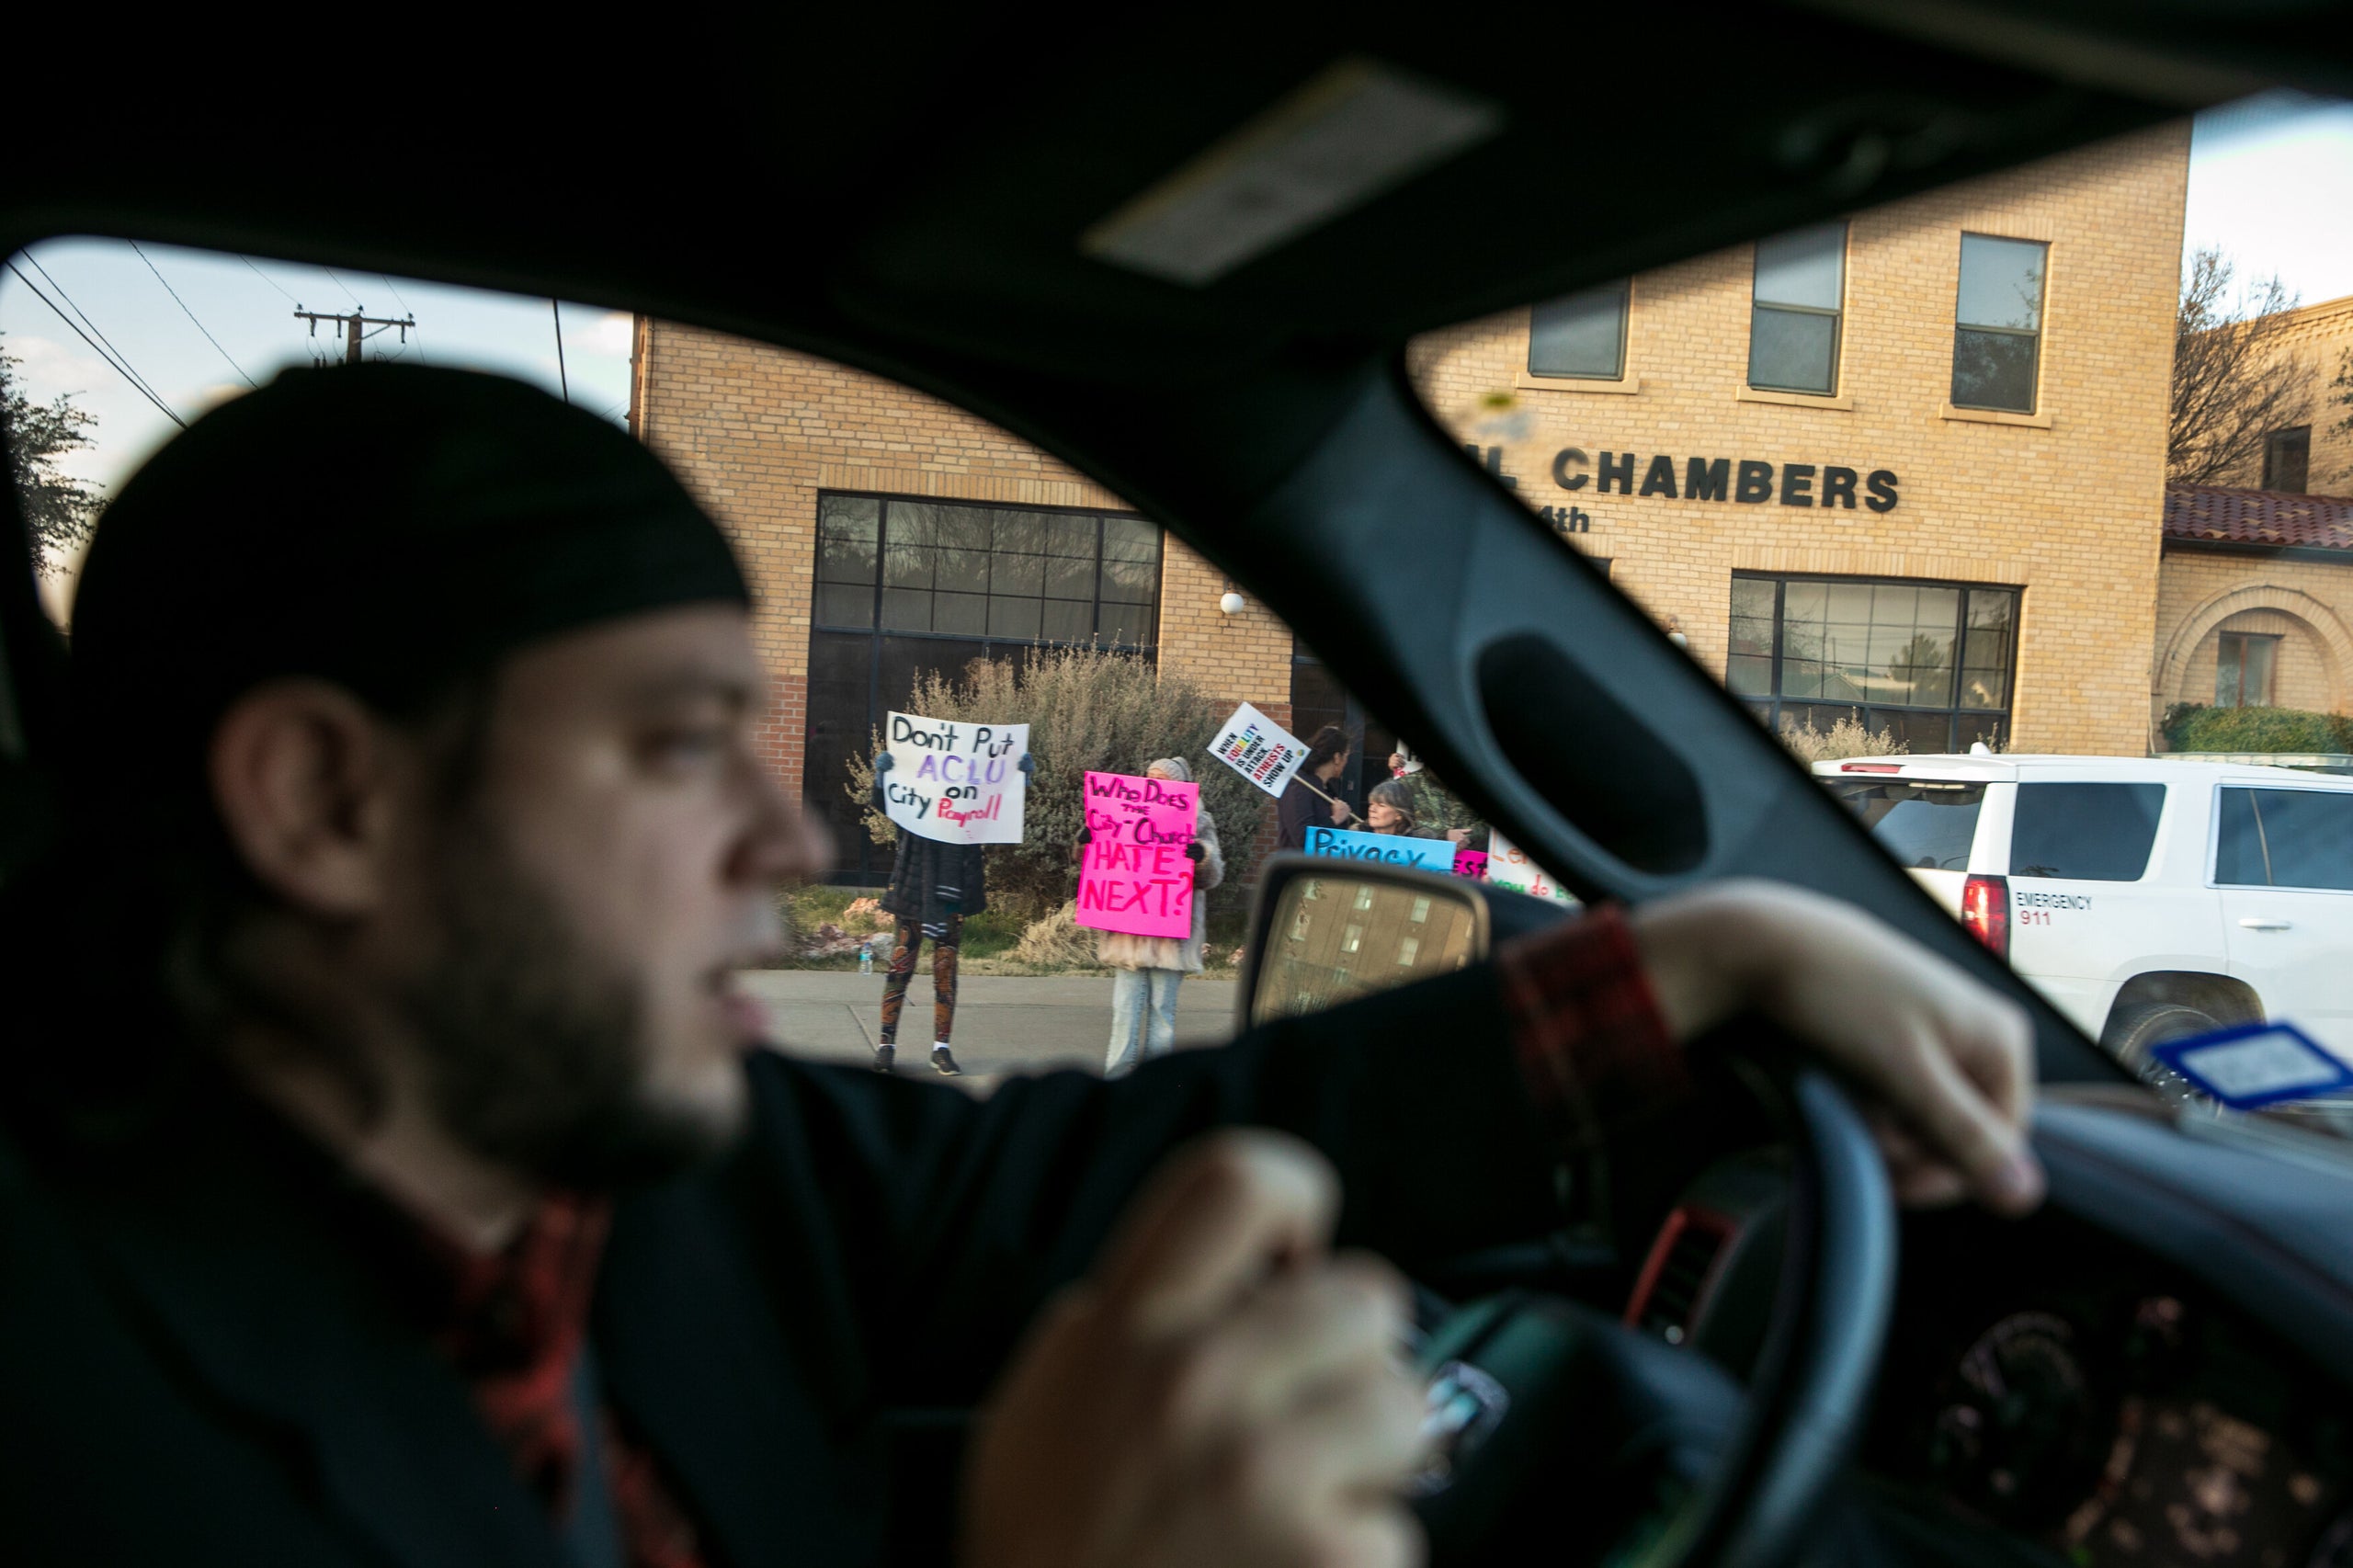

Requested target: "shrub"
[
  {"left": 843, "top": 646, "right": 1270, "bottom": 921},
  {"left": 1776, "top": 713, "right": 1909, "bottom": 765},
  {"left": 1008, "top": 903, "right": 1101, "bottom": 969},
  {"left": 2163, "top": 701, "right": 2353, "bottom": 755}
]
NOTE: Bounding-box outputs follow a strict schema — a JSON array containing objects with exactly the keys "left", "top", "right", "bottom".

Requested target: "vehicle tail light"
[
  {"left": 1961, "top": 873, "right": 2009, "bottom": 960},
  {"left": 1840, "top": 762, "right": 1903, "bottom": 774}
]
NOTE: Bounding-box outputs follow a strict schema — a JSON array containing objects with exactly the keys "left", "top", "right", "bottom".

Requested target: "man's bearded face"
[
  {"left": 402, "top": 811, "right": 714, "bottom": 1187},
  {"left": 392, "top": 606, "right": 821, "bottom": 1187}
]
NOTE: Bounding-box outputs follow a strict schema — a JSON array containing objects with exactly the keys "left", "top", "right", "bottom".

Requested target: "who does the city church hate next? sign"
[{"left": 1075, "top": 770, "right": 1199, "bottom": 939}]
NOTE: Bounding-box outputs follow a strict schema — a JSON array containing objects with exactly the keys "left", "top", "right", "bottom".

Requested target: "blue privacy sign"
[
  {"left": 2150, "top": 1021, "right": 2353, "bottom": 1111},
  {"left": 1303, "top": 825, "right": 1456, "bottom": 872}
]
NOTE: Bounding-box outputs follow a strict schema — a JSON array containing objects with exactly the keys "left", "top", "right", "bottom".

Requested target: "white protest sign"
[
  {"left": 1483, "top": 829, "right": 1576, "bottom": 905},
  {"left": 882, "top": 711, "right": 1029, "bottom": 845},
  {"left": 1207, "top": 701, "right": 1310, "bottom": 800}
]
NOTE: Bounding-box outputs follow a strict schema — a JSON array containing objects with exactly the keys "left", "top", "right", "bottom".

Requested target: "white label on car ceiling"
[
  {"left": 2152, "top": 1022, "right": 2353, "bottom": 1110},
  {"left": 1080, "top": 59, "right": 1502, "bottom": 287}
]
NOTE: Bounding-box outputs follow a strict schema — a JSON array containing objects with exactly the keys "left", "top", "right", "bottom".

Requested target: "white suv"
[{"left": 1813, "top": 754, "right": 2353, "bottom": 1072}]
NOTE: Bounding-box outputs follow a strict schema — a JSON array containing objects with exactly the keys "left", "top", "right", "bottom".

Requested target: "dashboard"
[
  {"left": 1868, "top": 1205, "right": 2353, "bottom": 1568},
  {"left": 1630, "top": 1091, "right": 2353, "bottom": 1568}
]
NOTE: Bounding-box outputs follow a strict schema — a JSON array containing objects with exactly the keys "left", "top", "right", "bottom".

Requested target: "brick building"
[
  {"left": 2152, "top": 295, "right": 2353, "bottom": 724},
  {"left": 633, "top": 124, "right": 2197, "bottom": 881},
  {"left": 2155, "top": 488, "right": 2353, "bottom": 717},
  {"left": 2204, "top": 292, "right": 2353, "bottom": 500},
  {"left": 1410, "top": 122, "right": 2191, "bottom": 758},
  {"left": 628, "top": 327, "right": 1295, "bottom": 880}
]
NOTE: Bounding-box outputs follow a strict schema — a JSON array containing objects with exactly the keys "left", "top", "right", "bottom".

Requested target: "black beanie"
[{"left": 68, "top": 363, "right": 750, "bottom": 798}]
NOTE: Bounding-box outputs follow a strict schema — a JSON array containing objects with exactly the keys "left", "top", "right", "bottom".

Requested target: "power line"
[
  {"left": 551, "top": 299, "right": 569, "bottom": 403},
  {"left": 292, "top": 307, "right": 415, "bottom": 367},
  {"left": 377, "top": 274, "right": 425, "bottom": 363},
  {"left": 320, "top": 267, "right": 365, "bottom": 308},
  {"left": 5, "top": 261, "right": 186, "bottom": 428},
  {"left": 19, "top": 252, "right": 176, "bottom": 415},
  {"left": 129, "top": 241, "right": 257, "bottom": 390},
  {"left": 237, "top": 254, "right": 299, "bottom": 302}
]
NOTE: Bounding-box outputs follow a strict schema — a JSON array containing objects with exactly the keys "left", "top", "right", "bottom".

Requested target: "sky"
[
  {"left": 0, "top": 242, "right": 631, "bottom": 612},
  {"left": 2, "top": 89, "right": 2350, "bottom": 617},
  {"left": 2182, "top": 89, "right": 2353, "bottom": 308}
]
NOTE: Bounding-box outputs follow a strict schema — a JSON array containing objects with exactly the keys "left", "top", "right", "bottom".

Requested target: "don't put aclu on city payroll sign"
[
  {"left": 1207, "top": 702, "right": 1308, "bottom": 799},
  {"left": 1075, "top": 770, "right": 1199, "bottom": 939},
  {"left": 881, "top": 711, "right": 1029, "bottom": 846}
]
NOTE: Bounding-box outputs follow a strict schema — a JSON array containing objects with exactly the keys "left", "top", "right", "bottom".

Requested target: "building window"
[
  {"left": 2263, "top": 426, "right": 2312, "bottom": 493},
  {"left": 807, "top": 492, "right": 1160, "bottom": 882},
  {"left": 1527, "top": 278, "right": 1629, "bottom": 380},
  {"left": 1728, "top": 574, "right": 2019, "bottom": 753},
  {"left": 839, "top": 496, "right": 1159, "bottom": 645},
  {"left": 2216, "top": 631, "right": 2279, "bottom": 708},
  {"left": 1748, "top": 222, "right": 1846, "bottom": 395},
  {"left": 1950, "top": 233, "right": 2048, "bottom": 413}
]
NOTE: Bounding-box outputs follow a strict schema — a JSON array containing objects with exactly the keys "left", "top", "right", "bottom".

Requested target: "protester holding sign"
[
  {"left": 880, "top": 710, "right": 1029, "bottom": 846},
  {"left": 1074, "top": 758, "right": 1223, "bottom": 1078},
  {"left": 1276, "top": 725, "right": 1355, "bottom": 851},
  {"left": 870, "top": 747, "right": 1036, "bottom": 1075},
  {"left": 1391, "top": 741, "right": 1484, "bottom": 847},
  {"left": 1366, "top": 778, "right": 1419, "bottom": 836}
]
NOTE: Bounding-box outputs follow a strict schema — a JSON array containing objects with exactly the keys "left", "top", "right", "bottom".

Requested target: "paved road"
[{"left": 740, "top": 969, "right": 1240, "bottom": 1087}]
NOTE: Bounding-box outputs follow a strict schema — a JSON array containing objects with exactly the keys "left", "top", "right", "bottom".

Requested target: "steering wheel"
[{"left": 1412, "top": 1058, "right": 1896, "bottom": 1568}]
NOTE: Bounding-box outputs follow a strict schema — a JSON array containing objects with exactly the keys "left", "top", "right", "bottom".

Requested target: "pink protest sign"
[
  {"left": 1452, "top": 848, "right": 1489, "bottom": 881},
  {"left": 1074, "top": 770, "right": 1199, "bottom": 939}
]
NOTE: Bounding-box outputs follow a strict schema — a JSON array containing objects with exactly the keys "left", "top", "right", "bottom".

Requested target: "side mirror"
[{"left": 1236, "top": 854, "right": 1493, "bottom": 1031}]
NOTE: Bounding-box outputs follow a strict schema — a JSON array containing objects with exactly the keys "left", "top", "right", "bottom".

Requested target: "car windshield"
[
  {"left": 1399, "top": 88, "right": 2353, "bottom": 1138},
  {"left": 10, "top": 91, "right": 2353, "bottom": 1147},
  {"left": 0, "top": 242, "right": 1510, "bottom": 1080}
]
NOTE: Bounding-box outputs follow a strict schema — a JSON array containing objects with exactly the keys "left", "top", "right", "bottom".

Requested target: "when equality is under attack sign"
[
  {"left": 1207, "top": 702, "right": 1307, "bottom": 800},
  {"left": 881, "top": 711, "right": 1029, "bottom": 846},
  {"left": 1074, "top": 770, "right": 1198, "bottom": 939}
]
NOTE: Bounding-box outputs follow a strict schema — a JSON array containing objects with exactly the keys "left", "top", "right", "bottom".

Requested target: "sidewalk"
[{"left": 741, "top": 969, "right": 1240, "bottom": 1085}]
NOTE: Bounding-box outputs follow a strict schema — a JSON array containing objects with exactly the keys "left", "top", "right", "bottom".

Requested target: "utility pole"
[{"left": 291, "top": 305, "right": 415, "bottom": 366}]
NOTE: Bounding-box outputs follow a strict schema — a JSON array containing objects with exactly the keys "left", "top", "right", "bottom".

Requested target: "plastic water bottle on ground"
[{"left": 858, "top": 940, "right": 873, "bottom": 975}]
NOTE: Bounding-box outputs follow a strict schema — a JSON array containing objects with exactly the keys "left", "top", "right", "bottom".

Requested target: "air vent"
[{"left": 1626, "top": 1208, "right": 1736, "bottom": 1347}]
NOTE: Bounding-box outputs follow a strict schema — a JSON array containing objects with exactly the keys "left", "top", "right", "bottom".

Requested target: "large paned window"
[
  {"left": 1727, "top": 574, "right": 2019, "bottom": 753},
  {"left": 1527, "top": 278, "right": 1630, "bottom": 380},
  {"left": 808, "top": 493, "right": 1161, "bottom": 881},
  {"left": 1748, "top": 222, "right": 1845, "bottom": 395},
  {"left": 1950, "top": 233, "right": 2048, "bottom": 413}
]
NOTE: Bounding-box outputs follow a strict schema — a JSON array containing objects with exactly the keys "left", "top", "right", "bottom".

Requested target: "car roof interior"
[{"left": 6, "top": 4, "right": 2349, "bottom": 1082}]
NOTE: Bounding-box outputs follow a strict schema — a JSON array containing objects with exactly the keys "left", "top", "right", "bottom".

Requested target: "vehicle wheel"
[{"left": 2103, "top": 1001, "right": 2224, "bottom": 1110}]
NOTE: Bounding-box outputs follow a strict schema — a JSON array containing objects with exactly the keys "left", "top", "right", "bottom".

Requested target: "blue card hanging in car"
[{"left": 2149, "top": 1022, "right": 2353, "bottom": 1111}]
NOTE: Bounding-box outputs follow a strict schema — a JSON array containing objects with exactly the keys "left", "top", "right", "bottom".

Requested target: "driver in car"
[{"left": 0, "top": 365, "right": 2043, "bottom": 1568}]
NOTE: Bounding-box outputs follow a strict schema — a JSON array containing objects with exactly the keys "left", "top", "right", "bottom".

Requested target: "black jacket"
[
  {"left": 879, "top": 833, "right": 988, "bottom": 926},
  {"left": 0, "top": 965, "right": 1571, "bottom": 1568},
  {"left": 870, "top": 771, "right": 989, "bottom": 925},
  {"left": 1278, "top": 775, "right": 1331, "bottom": 851}
]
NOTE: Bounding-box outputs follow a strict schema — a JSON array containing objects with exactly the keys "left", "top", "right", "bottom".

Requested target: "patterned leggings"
[{"left": 878, "top": 915, "right": 962, "bottom": 1045}]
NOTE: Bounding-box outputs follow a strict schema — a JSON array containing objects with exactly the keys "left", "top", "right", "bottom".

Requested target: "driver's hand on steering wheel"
[
  {"left": 963, "top": 1132, "right": 1425, "bottom": 1568},
  {"left": 1628, "top": 880, "right": 2045, "bottom": 1216}
]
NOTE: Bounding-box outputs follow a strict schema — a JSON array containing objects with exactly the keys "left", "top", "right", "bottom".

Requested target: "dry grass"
[
  {"left": 1008, "top": 902, "right": 1101, "bottom": 969},
  {"left": 1777, "top": 714, "right": 1909, "bottom": 764}
]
